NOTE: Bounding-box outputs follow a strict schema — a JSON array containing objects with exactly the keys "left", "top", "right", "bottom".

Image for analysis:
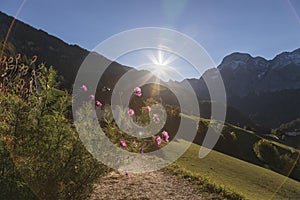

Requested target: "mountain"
[
  {"left": 219, "top": 50, "right": 300, "bottom": 97},
  {"left": 0, "top": 12, "right": 88, "bottom": 87},
  {"left": 189, "top": 49, "right": 300, "bottom": 99},
  {"left": 1, "top": 11, "right": 300, "bottom": 130},
  {"left": 187, "top": 49, "right": 300, "bottom": 130},
  {"left": 1, "top": 11, "right": 300, "bottom": 183},
  {"left": 222, "top": 50, "right": 300, "bottom": 129},
  {"left": 0, "top": 11, "right": 253, "bottom": 127},
  {"left": 0, "top": 11, "right": 152, "bottom": 106}
]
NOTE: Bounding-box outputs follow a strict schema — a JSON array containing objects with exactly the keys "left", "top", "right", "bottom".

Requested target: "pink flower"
[
  {"left": 153, "top": 114, "right": 160, "bottom": 123},
  {"left": 133, "top": 87, "right": 142, "bottom": 97},
  {"left": 81, "top": 85, "right": 88, "bottom": 92},
  {"left": 120, "top": 140, "right": 127, "bottom": 148},
  {"left": 155, "top": 135, "right": 162, "bottom": 146},
  {"left": 144, "top": 106, "right": 151, "bottom": 112},
  {"left": 95, "top": 100, "right": 102, "bottom": 107},
  {"left": 162, "top": 131, "right": 169, "bottom": 142},
  {"left": 128, "top": 109, "right": 135, "bottom": 116},
  {"left": 89, "top": 94, "right": 95, "bottom": 100}
]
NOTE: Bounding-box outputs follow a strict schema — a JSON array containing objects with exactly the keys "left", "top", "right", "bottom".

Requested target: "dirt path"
[{"left": 89, "top": 170, "right": 203, "bottom": 200}]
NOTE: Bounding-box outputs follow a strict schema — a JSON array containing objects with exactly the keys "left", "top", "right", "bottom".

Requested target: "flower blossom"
[
  {"left": 81, "top": 85, "right": 88, "bottom": 92},
  {"left": 155, "top": 135, "right": 162, "bottom": 146},
  {"left": 95, "top": 100, "right": 102, "bottom": 107},
  {"left": 144, "top": 106, "right": 151, "bottom": 112},
  {"left": 128, "top": 109, "right": 135, "bottom": 116},
  {"left": 162, "top": 131, "right": 169, "bottom": 142},
  {"left": 133, "top": 87, "right": 142, "bottom": 97},
  {"left": 120, "top": 140, "right": 127, "bottom": 148},
  {"left": 89, "top": 94, "right": 95, "bottom": 100}
]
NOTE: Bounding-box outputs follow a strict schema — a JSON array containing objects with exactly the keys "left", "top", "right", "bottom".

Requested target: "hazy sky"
[{"left": 1, "top": 0, "right": 300, "bottom": 79}]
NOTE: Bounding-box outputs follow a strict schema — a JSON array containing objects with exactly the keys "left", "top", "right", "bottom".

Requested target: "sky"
[{"left": 1, "top": 0, "right": 300, "bottom": 79}]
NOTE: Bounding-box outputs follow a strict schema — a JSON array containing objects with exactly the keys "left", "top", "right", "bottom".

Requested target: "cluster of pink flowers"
[
  {"left": 81, "top": 85, "right": 103, "bottom": 107},
  {"left": 155, "top": 131, "right": 169, "bottom": 146},
  {"left": 128, "top": 88, "right": 152, "bottom": 117},
  {"left": 82, "top": 85, "right": 172, "bottom": 177}
]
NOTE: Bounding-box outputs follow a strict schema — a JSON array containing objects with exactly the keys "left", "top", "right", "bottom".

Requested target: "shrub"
[
  {"left": 0, "top": 134, "right": 38, "bottom": 200},
  {"left": 253, "top": 139, "right": 280, "bottom": 168},
  {"left": 278, "top": 154, "right": 294, "bottom": 174},
  {"left": 0, "top": 54, "right": 107, "bottom": 199}
]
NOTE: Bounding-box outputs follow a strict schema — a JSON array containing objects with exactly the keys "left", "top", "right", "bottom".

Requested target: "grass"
[
  {"left": 166, "top": 164, "right": 245, "bottom": 200},
  {"left": 180, "top": 112, "right": 300, "bottom": 167},
  {"left": 167, "top": 140, "right": 300, "bottom": 200}
]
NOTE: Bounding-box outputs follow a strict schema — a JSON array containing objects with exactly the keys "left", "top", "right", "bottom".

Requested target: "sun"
[
  {"left": 134, "top": 48, "right": 182, "bottom": 82},
  {"left": 148, "top": 49, "right": 176, "bottom": 66},
  {"left": 145, "top": 49, "right": 178, "bottom": 80}
]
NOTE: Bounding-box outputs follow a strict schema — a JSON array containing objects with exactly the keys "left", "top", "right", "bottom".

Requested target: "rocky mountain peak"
[
  {"left": 271, "top": 48, "right": 300, "bottom": 69},
  {"left": 218, "top": 52, "right": 252, "bottom": 70},
  {"left": 218, "top": 52, "right": 268, "bottom": 72}
]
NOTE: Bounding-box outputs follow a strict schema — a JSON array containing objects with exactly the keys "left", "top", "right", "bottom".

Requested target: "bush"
[
  {"left": 278, "top": 154, "right": 294, "bottom": 174},
  {"left": 253, "top": 139, "right": 298, "bottom": 177},
  {"left": 0, "top": 134, "right": 38, "bottom": 200},
  {"left": 0, "top": 54, "right": 107, "bottom": 199},
  {"left": 253, "top": 139, "right": 280, "bottom": 168}
]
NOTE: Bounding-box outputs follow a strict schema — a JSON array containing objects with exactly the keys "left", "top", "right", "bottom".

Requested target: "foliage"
[
  {"left": 98, "top": 103, "right": 168, "bottom": 154},
  {"left": 0, "top": 36, "right": 16, "bottom": 54},
  {"left": 253, "top": 139, "right": 298, "bottom": 178},
  {"left": 0, "top": 134, "right": 38, "bottom": 200},
  {"left": 231, "top": 89, "right": 300, "bottom": 130},
  {"left": 0, "top": 54, "right": 107, "bottom": 199},
  {"left": 272, "top": 118, "right": 300, "bottom": 135},
  {"left": 253, "top": 139, "right": 281, "bottom": 167}
]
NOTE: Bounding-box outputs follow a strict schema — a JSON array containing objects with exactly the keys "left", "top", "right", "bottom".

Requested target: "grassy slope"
[
  {"left": 181, "top": 113, "right": 300, "bottom": 169},
  {"left": 170, "top": 141, "right": 300, "bottom": 200}
]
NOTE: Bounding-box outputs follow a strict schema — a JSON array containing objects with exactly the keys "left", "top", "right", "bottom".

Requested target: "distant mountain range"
[
  {"left": 1, "top": 11, "right": 300, "bottom": 131},
  {"left": 188, "top": 48, "right": 300, "bottom": 130},
  {"left": 220, "top": 50, "right": 300, "bottom": 96}
]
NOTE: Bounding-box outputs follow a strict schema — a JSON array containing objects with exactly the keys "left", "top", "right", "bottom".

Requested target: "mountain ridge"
[
  {"left": 1, "top": 10, "right": 300, "bottom": 130},
  {"left": 216, "top": 48, "right": 300, "bottom": 97}
]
